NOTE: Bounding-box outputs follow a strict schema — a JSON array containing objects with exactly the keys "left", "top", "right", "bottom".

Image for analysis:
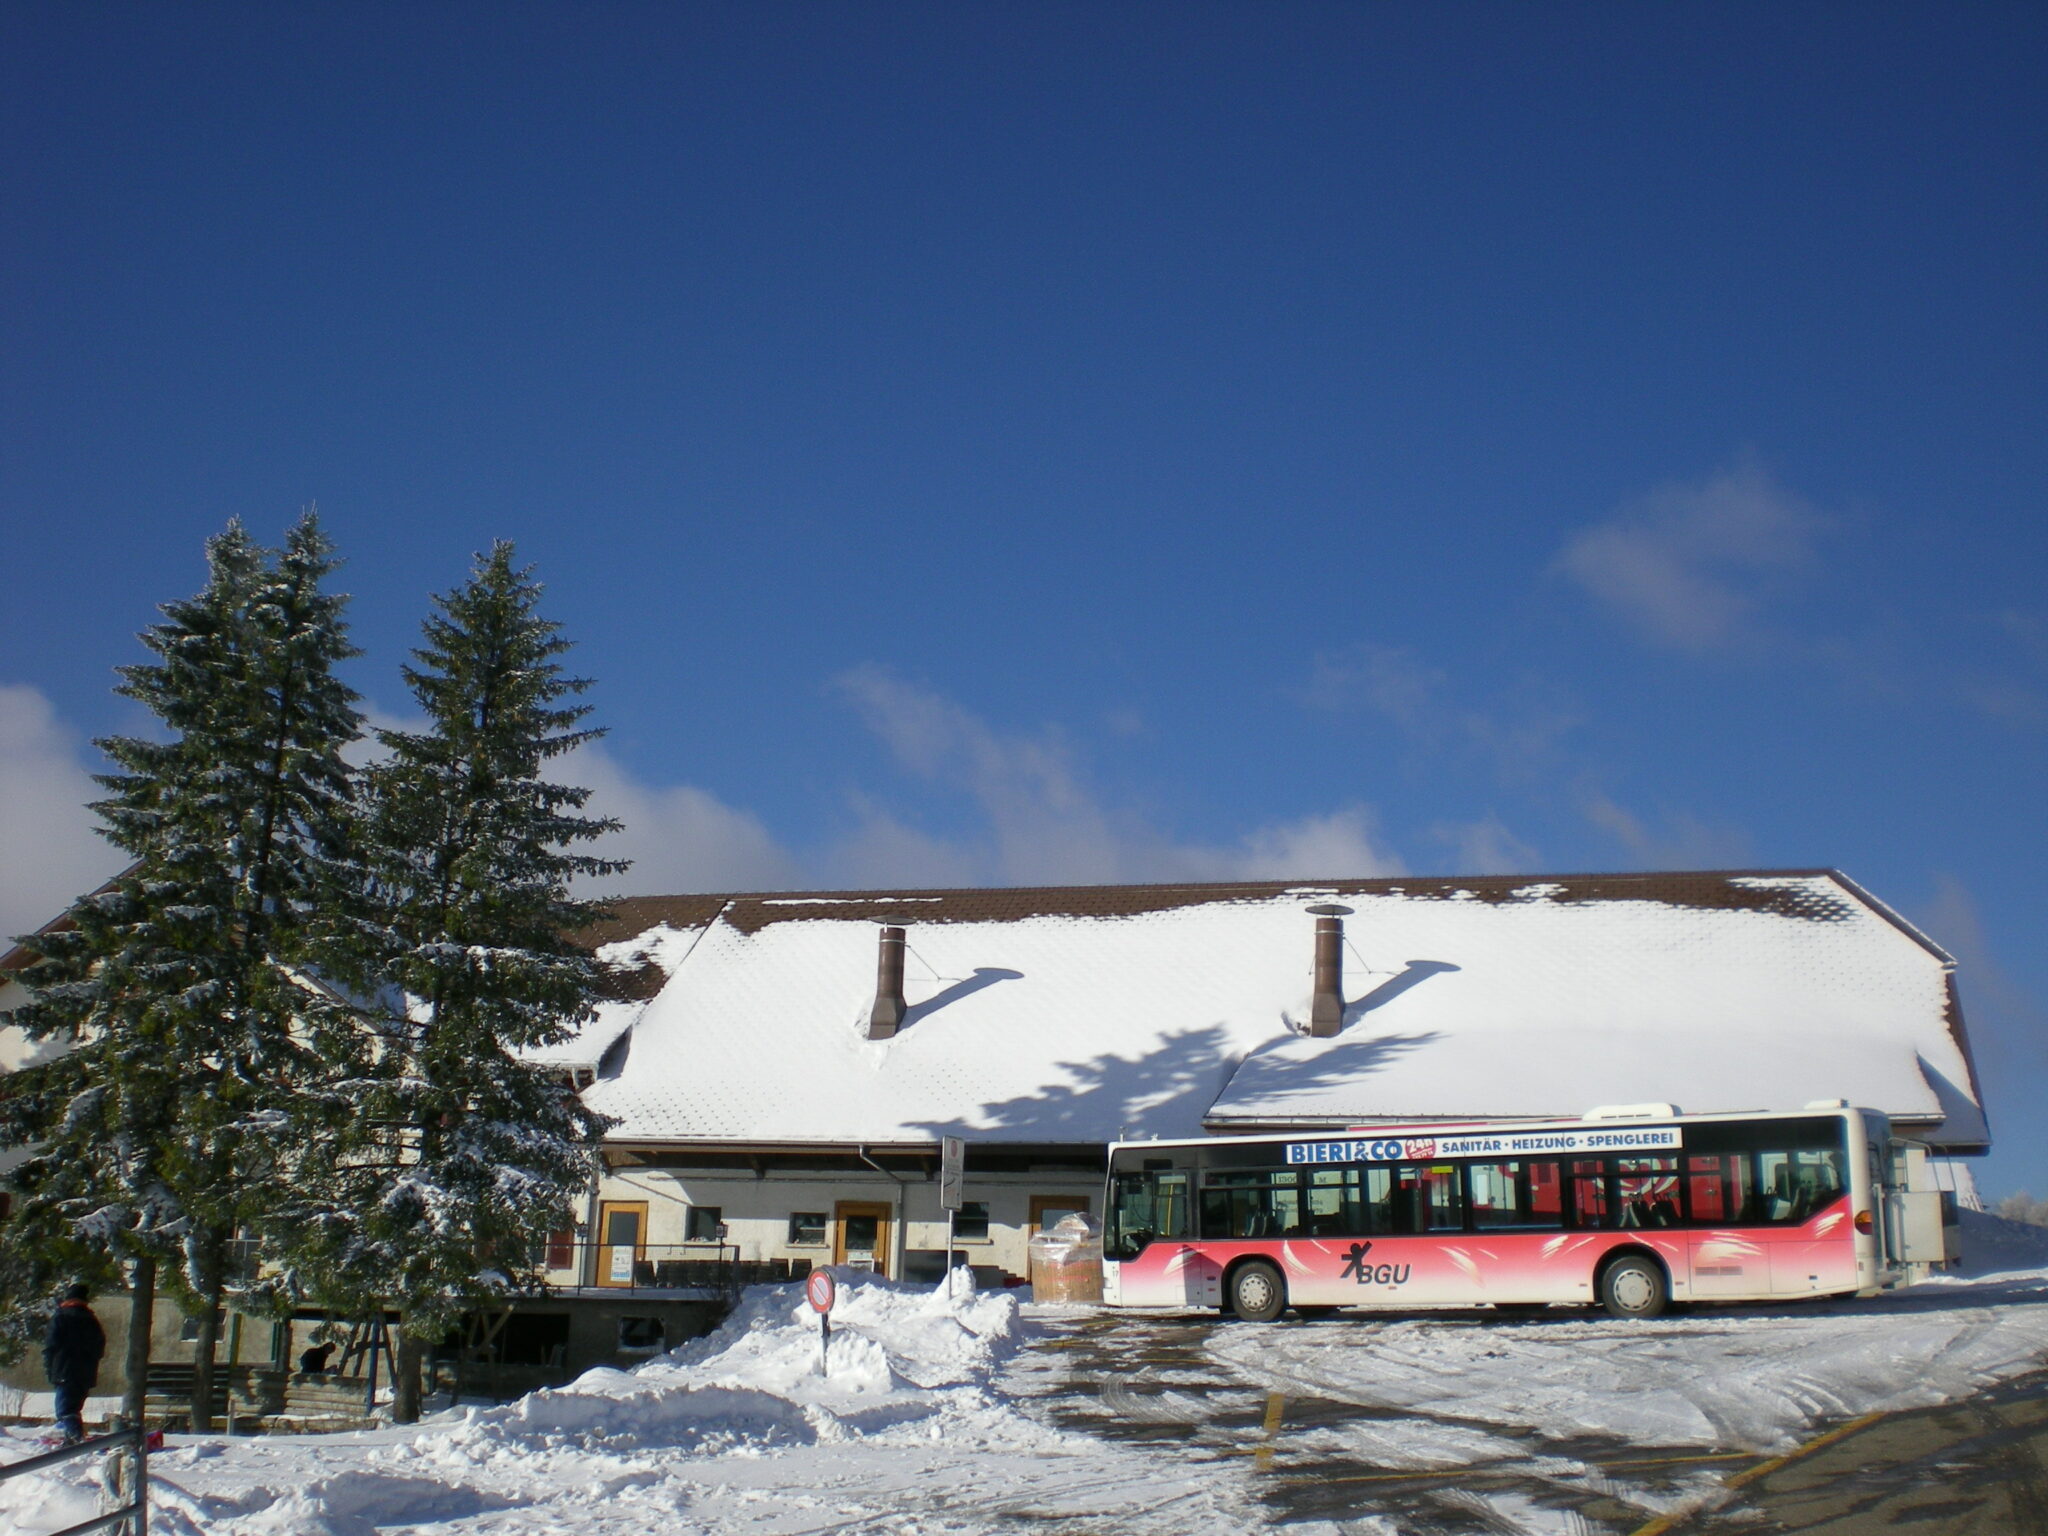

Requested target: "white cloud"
[
  {"left": 1555, "top": 457, "right": 1829, "bottom": 651},
  {"left": 1299, "top": 644, "right": 1445, "bottom": 733},
  {"left": 835, "top": 666, "right": 1404, "bottom": 885},
  {"left": 1173, "top": 808, "right": 1405, "bottom": 883},
  {"left": 820, "top": 797, "right": 986, "bottom": 891},
  {"left": 1430, "top": 815, "right": 1541, "bottom": 875},
  {"left": 0, "top": 685, "right": 115, "bottom": 945},
  {"left": 1298, "top": 643, "right": 1578, "bottom": 783},
  {"left": 835, "top": 665, "right": 1129, "bottom": 885},
  {"left": 567, "top": 741, "right": 806, "bottom": 894},
  {"left": 1580, "top": 792, "right": 1752, "bottom": 869},
  {"left": 350, "top": 699, "right": 808, "bottom": 897}
]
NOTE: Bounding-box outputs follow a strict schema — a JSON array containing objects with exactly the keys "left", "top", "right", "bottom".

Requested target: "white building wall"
[{"left": 593, "top": 1166, "right": 1100, "bottom": 1282}]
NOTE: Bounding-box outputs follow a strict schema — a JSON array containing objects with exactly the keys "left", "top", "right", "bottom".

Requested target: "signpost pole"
[
  {"left": 806, "top": 1270, "right": 837, "bottom": 1378},
  {"left": 938, "top": 1135, "right": 965, "bottom": 1306}
]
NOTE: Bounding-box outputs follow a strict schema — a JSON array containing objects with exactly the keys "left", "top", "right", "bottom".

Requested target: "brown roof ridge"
[
  {"left": 578, "top": 868, "right": 1866, "bottom": 940},
  {"left": 599, "top": 866, "right": 1848, "bottom": 906}
]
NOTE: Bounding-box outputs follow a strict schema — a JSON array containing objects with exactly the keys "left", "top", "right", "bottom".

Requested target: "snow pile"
[
  {"left": 442, "top": 1268, "right": 1045, "bottom": 1456},
  {"left": 1958, "top": 1204, "right": 2048, "bottom": 1275},
  {"left": 6, "top": 1271, "right": 1240, "bottom": 1536}
]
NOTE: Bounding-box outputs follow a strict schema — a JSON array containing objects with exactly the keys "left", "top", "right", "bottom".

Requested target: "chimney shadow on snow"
[
  {"left": 902, "top": 967, "right": 1024, "bottom": 1029},
  {"left": 1343, "top": 959, "right": 1460, "bottom": 1029}
]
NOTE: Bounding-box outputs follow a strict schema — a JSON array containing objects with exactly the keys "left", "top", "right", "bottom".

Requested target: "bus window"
[
  {"left": 1528, "top": 1160, "right": 1564, "bottom": 1220},
  {"left": 1105, "top": 1168, "right": 1189, "bottom": 1260},
  {"left": 1615, "top": 1158, "right": 1680, "bottom": 1228},
  {"left": 1418, "top": 1165, "right": 1463, "bottom": 1232},
  {"left": 1759, "top": 1148, "right": 1845, "bottom": 1225},
  {"left": 1304, "top": 1167, "right": 1366, "bottom": 1238},
  {"left": 1468, "top": 1161, "right": 1564, "bottom": 1231},
  {"left": 1566, "top": 1160, "right": 1610, "bottom": 1229},
  {"left": 1200, "top": 1169, "right": 1307, "bottom": 1240},
  {"left": 1686, "top": 1154, "right": 1753, "bottom": 1224},
  {"left": 1359, "top": 1165, "right": 1398, "bottom": 1235}
]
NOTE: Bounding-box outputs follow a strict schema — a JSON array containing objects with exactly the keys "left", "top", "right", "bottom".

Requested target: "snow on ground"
[
  {"left": 0, "top": 1271, "right": 1255, "bottom": 1536},
  {"left": 1208, "top": 1209, "right": 2048, "bottom": 1457},
  {"left": 3, "top": 1221, "right": 2047, "bottom": 1536}
]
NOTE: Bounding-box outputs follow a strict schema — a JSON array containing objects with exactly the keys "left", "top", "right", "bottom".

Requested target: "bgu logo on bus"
[{"left": 1340, "top": 1241, "right": 1410, "bottom": 1287}]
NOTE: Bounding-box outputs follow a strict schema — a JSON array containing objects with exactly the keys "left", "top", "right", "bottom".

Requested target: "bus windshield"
[{"left": 1106, "top": 1164, "right": 1190, "bottom": 1261}]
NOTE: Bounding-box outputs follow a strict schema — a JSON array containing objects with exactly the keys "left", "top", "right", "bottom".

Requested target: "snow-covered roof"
[
  {"left": 579, "top": 870, "right": 1988, "bottom": 1153},
  {"left": 522, "top": 920, "right": 714, "bottom": 1071}
]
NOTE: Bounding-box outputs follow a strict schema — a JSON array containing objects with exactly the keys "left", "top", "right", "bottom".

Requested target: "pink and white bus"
[{"left": 1102, "top": 1103, "right": 1915, "bottom": 1321}]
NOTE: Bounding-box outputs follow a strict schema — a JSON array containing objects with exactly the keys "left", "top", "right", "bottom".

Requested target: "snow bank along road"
[{"left": 3, "top": 1220, "right": 2046, "bottom": 1536}]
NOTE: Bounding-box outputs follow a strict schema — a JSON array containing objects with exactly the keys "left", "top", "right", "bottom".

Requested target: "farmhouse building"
[
  {"left": 0, "top": 867, "right": 1992, "bottom": 1405},
  {"left": 548, "top": 869, "right": 1986, "bottom": 1303}
]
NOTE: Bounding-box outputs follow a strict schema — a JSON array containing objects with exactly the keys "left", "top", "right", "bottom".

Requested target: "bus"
[{"left": 1102, "top": 1102, "right": 1934, "bottom": 1321}]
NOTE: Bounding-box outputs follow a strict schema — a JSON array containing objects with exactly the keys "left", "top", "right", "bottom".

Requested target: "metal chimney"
[
  {"left": 867, "top": 925, "right": 908, "bottom": 1040},
  {"left": 1306, "top": 904, "right": 1352, "bottom": 1038}
]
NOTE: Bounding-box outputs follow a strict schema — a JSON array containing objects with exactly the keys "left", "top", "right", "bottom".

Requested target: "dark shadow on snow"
[
  {"left": 908, "top": 1023, "right": 1440, "bottom": 1144},
  {"left": 902, "top": 967, "right": 1024, "bottom": 1031},
  {"left": 1343, "top": 960, "right": 1461, "bottom": 1029}
]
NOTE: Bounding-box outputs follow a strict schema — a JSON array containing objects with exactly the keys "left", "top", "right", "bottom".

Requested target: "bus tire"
[
  {"left": 1599, "top": 1254, "right": 1668, "bottom": 1319},
  {"left": 1228, "top": 1260, "right": 1287, "bottom": 1323}
]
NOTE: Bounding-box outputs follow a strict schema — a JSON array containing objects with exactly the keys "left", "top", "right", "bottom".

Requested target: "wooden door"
[
  {"left": 833, "top": 1201, "right": 892, "bottom": 1277},
  {"left": 1028, "top": 1193, "right": 1091, "bottom": 1236},
  {"left": 596, "top": 1200, "right": 648, "bottom": 1287}
]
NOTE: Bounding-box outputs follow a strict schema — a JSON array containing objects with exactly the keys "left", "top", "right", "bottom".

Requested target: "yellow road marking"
[
  {"left": 1721, "top": 1412, "right": 1884, "bottom": 1489},
  {"left": 1252, "top": 1392, "right": 1286, "bottom": 1470},
  {"left": 1624, "top": 1412, "right": 1885, "bottom": 1536}
]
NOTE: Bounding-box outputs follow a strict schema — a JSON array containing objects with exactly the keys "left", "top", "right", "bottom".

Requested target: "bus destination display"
[{"left": 1284, "top": 1127, "right": 1684, "bottom": 1165}]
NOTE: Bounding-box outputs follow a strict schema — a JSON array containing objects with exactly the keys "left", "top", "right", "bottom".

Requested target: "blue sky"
[{"left": 4, "top": 4, "right": 2044, "bottom": 1195}]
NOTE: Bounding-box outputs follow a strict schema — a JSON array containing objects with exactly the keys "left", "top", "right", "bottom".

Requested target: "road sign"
[
  {"left": 806, "top": 1269, "right": 837, "bottom": 1314},
  {"left": 939, "top": 1135, "right": 965, "bottom": 1211}
]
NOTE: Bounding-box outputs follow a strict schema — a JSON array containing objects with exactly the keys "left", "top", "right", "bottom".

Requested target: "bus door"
[
  {"left": 1104, "top": 1157, "right": 1202, "bottom": 1305},
  {"left": 1684, "top": 1152, "right": 1761, "bottom": 1296}
]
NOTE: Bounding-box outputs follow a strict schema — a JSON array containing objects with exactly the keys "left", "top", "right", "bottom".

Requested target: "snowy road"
[
  {"left": 1015, "top": 1275, "right": 2048, "bottom": 1534},
  {"left": 4, "top": 1220, "right": 2047, "bottom": 1536}
]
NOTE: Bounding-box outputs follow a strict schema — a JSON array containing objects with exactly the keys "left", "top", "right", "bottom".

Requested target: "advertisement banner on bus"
[{"left": 1283, "top": 1127, "right": 1683, "bottom": 1165}]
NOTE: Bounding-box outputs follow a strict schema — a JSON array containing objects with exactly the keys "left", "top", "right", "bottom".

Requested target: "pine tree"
[
  {"left": 0, "top": 514, "right": 364, "bottom": 1431},
  {"left": 281, "top": 543, "right": 620, "bottom": 1421}
]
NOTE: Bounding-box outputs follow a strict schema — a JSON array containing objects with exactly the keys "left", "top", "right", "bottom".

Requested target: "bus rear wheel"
[
  {"left": 1599, "top": 1255, "right": 1668, "bottom": 1319},
  {"left": 1229, "top": 1260, "right": 1287, "bottom": 1323}
]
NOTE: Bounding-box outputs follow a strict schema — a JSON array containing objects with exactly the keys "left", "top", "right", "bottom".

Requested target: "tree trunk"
[
  {"left": 121, "top": 1255, "right": 156, "bottom": 1430},
  {"left": 189, "top": 1288, "right": 221, "bottom": 1433},
  {"left": 392, "top": 1322, "right": 423, "bottom": 1423},
  {"left": 188, "top": 1227, "right": 227, "bottom": 1432}
]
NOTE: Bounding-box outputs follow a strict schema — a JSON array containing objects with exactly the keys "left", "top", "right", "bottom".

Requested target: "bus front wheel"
[
  {"left": 1229, "top": 1260, "right": 1287, "bottom": 1323},
  {"left": 1599, "top": 1255, "right": 1668, "bottom": 1320}
]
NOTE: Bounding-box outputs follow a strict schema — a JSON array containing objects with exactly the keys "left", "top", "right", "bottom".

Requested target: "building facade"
[{"left": 1, "top": 868, "right": 1994, "bottom": 1407}]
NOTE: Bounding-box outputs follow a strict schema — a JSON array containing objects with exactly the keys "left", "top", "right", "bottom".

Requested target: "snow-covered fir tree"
[
  {"left": 284, "top": 542, "right": 620, "bottom": 1421},
  {"left": 0, "top": 514, "right": 364, "bottom": 1430}
]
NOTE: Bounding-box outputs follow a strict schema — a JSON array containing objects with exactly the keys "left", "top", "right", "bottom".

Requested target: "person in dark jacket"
[{"left": 43, "top": 1283, "right": 105, "bottom": 1443}]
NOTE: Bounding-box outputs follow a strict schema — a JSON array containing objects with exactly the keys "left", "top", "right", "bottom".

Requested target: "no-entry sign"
[{"left": 806, "top": 1269, "right": 837, "bottom": 1314}]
